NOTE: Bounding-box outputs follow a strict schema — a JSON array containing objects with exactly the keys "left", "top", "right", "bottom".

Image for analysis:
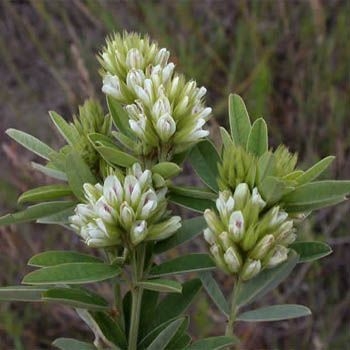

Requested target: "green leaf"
[
  {"left": 0, "top": 201, "right": 75, "bottom": 226},
  {"left": 256, "top": 152, "right": 275, "bottom": 184},
  {"left": 18, "top": 184, "right": 72, "bottom": 204},
  {"left": 31, "top": 162, "right": 68, "bottom": 181},
  {"left": 199, "top": 271, "right": 229, "bottom": 317},
  {"left": 0, "top": 286, "right": 48, "bottom": 302},
  {"left": 36, "top": 207, "right": 75, "bottom": 225},
  {"left": 88, "top": 132, "right": 117, "bottom": 148},
  {"left": 22, "top": 262, "right": 121, "bottom": 285},
  {"left": 219, "top": 127, "right": 234, "bottom": 151},
  {"left": 228, "top": 94, "right": 252, "bottom": 147},
  {"left": 107, "top": 95, "right": 134, "bottom": 138},
  {"left": 260, "top": 176, "right": 294, "bottom": 204},
  {"left": 188, "top": 140, "right": 220, "bottom": 192},
  {"left": 187, "top": 336, "right": 239, "bottom": 350},
  {"left": 43, "top": 287, "right": 108, "bottom": 310},
  {"left": 168, "top": 192, "right": 215, "bottom": 213},
  {"left": 151, "top": 162, "right": 181, "bottom": 179},
  {"left": 112, "top": 130, "right": 138, "bottom": 151},
  {"left": 53, "top": 338, "right": 96, "bottom": 350},
  {"left": 139, "top": 290, "right": 160, "bottom": 340},
  {"left": 290, "top": 241, "right": 332, "bottom": 263},
  {"left": 170, "top": 185, "right": 216, "bottom": 200},
  {"left": 138, "top": 279, "right": 182, "bottom": 294},
  {"left": 167, "top": 333, "right": 191, "bottom": 349},
  {"left": 152, "top": 279, "right": 202, "bottom": 328},
  {"left": 65, "top": 152, "right": 97, "bottom": 200},
  {"left": 28, "top": 251, "right": 103, "bottom": 267},
  {"left": 246, "top": 118, "right": 268, "bottom": 157},
  {"left": 283, "top": 180, "right": 350, "bottom": 212},
  {"left": 89, "top": 311, "right": 127, "bottom": 349},
  {"left": 237, "top": 304, "right": 311, "bottom": 322},
  {"left": 49, "top": 111, "right": 79, "bottom": 146},
  {"left": 6, "top": 128, "right": 55, "bottom": 160},
  {"left": 297, "top": 156, "right": 335, "bottom": 185},
  {"left": 95, "top": 145, "right": 138, "bottom": 168},
  {"left": 150, "top": 254, "right": 216, "bottom": 277},
  {"left": 237, "top": 251, "right": 299, "bottom": 307},
  {"left": 146, "top": 317, "right": 184, "bottom": 350},
  {"left": 154, "top": 216, "right": 206, "bottom": 254}
]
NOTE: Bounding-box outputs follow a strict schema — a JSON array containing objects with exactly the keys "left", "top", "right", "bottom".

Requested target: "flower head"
[{"left": 70, "top": 163, "right": 181, "bottom": 248}]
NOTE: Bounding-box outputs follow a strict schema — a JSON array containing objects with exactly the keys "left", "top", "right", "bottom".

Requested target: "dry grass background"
[{"left": 0, "top": 1, "right": 349, "bottom": 349}]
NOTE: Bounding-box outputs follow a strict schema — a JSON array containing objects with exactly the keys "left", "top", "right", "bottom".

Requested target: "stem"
[
  {"left": 128, "top": 244, "right": 146, "bottom": 350},
  {"left": 225, "top": 278, "right": 242, "bottom": 338}
]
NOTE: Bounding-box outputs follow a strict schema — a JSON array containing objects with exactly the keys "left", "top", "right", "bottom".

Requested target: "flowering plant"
[{"left": 1, "top": 32, "right": 349, "bottom": 349}]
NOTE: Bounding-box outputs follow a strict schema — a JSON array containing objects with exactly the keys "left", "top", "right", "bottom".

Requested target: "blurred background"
[{"left": 0, "top": 0, "right": 349, "bottom": 349}]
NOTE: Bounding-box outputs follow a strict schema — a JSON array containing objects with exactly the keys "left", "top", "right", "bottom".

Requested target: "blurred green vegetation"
[{"left": 0, "top": 1, "right": 349, "bottom": 349}]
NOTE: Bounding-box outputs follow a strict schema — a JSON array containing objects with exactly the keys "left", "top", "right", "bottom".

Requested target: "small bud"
[
  {"left": 203, "top": 228, "right": 216, "bottom": 245},
  {"left": 154, "top": 48, "right": 170, "bottom": 66},
  {"left": 266, "top": 245, "right": 289, "bottom": 268},
  {"left": 197, "top": 107, "right": 212, "bottom": 120},
  {"left": 156, "top": 114, "right": 176, "bottom": 142},
  {"left": 228, "top": 211, "right": 244, "bottom": 242},
  {"left": 103, "top": 175, "right": 124, "bottom": 205},
  {"left": 119, "top": 202, "right": 135, "bottom": 229},
  {"left": 241, "top": 259, "right": 261, "bottom": 281},
  {"left": 161, "top": 62, "right": 175, "bottom": 83},
  {"left": 224, "top": 246, "right": 242, "bottom": 273},
  {"left": 219, "top": 231, "right": 231, "bottom": 251},
  {"left": 251, "top": 187, "right": 266, "bottom": 209},
  {"left": 126, "top": 69, "right": 145, "bottom": 92},
  {"left": 147, "top": 216, "right": 181, "bottom": 241},
  {"left": 204, "top": 209, "right": 225, "bottom": 234},
  {"left": 83, "top": 183, "right": 102, "bottom": 205},
  {"left": 210, "top": 244, "right": 230, "bottom": 274},
  {"left": 250, "top": 234, "right": 275, "bottom": 260},
  {"left": 102, "top": 74, "right": 124, "bottom": 100},
  {"left": 129, "top": 117, "right": 147, "bottom": 139},
  {"left": 233, "top": 183, "right": 250, "bottom": 209},
  {"left": 126, "top": 48, "right": 144, "bottom": 69},
  {"left": 152, "top": 96, "right": 171, "bottom": 121},
  {"left": 94, "top": 197, "right": 115, "bottom": 224},
  {"left": 130, "top": 220, "right": 148, "bottom": 245}
]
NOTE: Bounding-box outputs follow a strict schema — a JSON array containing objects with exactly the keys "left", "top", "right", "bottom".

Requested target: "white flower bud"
[
  {"left": 147, "top": 216, "right": 181, "bottom": 241},
  {"left": 130, "top": 182, "right": 142, "bottom": 207},
  {"left": 219, "top": 231, "right": 231, "bottom": 251},
  {"left": 119, "top": 202, "right": 134, "bottom": 229},
  {"left": 228, "top": 211, "right": 244, "bottom": 242},
  {"left": 94, "top": 197, "right": 115, "bottom": 224},
  {"left": 152, "top": 96, "right": 171, "bottom": 121},
  {"left": 266, "top": 245, "right": 289, "bottom": 268},
  {"left": 233, "top": 183, "right": 249, "bottom": 209},
  {"left": 126, "top": 69, "right": 145, "bottom": 92},
  {"left": 174, "top": 96, "right": 189, "bottom": 115},
  {"left": 210, "top": 244, "right": 229, "bottom": 273},
  {"left": 197, "top": 107, "right": 212, "bottom": 120},
  {"left": 134, "top": 85, "right": 151, "bottom": 105},
  {"left": 154, "top": 48, "right": 170, "bottom": 66},
  {"left": 126, "top": 48, "right": 144, "bottom": 69},
  {"left": 195, "top": 86, "right": 207, "bottom": 100},
  {"left": 101, "top": 52, "right": 113, "bottom": 71},
  {"left": 162, "top": 63, "right": 175, "bottom": 83},
  {"left": 224, "top": 246, "right": 242, "bottom": 273},
  {"left": 252, "top": 187, "right": 266, "bottom": 209},
  {"left": 83, "top": 183, "right": 102, "bottom": 205},
  {"left": 204, "top": 209, "right": 225, "bottom": 234},
  {"left": 102, "top": 74, "right": 124, "bottom": 100},
  {"left": 103, "top": 175, "right": 124, "bottom": 205},
  {"left": 129, "top": 117, "right": 147, "bottom": 139},
  {"left": 250, "top": 234, "right": 275, "bottom": 260},
  {"left": 130, "top": 220, "right": 148, "bottom": 245},
  {"left": 203, "top": 228, "right": 216, "bottom": 245},
  {"left": 241, "top": 259, "right": 261, "bottom": 281},
  {"left": 156, "top": 113, "right": 176, "bottom": 142}
]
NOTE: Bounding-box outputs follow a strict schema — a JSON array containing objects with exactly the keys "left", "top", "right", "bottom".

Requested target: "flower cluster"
[
  {"left": 204, "top": 184, "right": 296, "bottom": 280},
  {"left": 70, "top": 163, "right": 181, "bottom": 248},
  {"left": 100, "top": 32, "right": 211, "bottom": 157}
]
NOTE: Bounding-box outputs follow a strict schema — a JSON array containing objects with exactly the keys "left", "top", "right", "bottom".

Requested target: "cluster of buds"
[
  {"left": 70, "top": 163, "right": 181, "bottom": 248},
  {"left": 204, "top": 183, "right": 296, "bottom": 280},
  {"left": 100, "top": 32, "right": 211, "bottom": 157}
]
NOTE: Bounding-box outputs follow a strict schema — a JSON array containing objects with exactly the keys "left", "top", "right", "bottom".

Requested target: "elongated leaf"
[
  {"left": 199, "top": 271, "right": 229, "bottom": 317},
  {"left": 290, "top": 241, "right": 332, "bottom": 263},
  {"left": 87, "top": 132, "right": 116, "bottom": 148},
  {"left": 237, "top": 251, "right": 299, "bottom": 307},
  {"left": 146, "top": 317, "right": 184, "bottom": 350},
  {"left": 152, "top": 279, "right": 202, "bottom": 328},
  {"left": 22, "top": 263, "right": 121, "bottom": 285},
  {"left": 152, "top": 162, "right": 181, "bottom": 179},
  {"left": 53, "top": 338, "right": 96, "bottom": 350},
  {"left": 260, "top": 176, "right": 294, "bottom": 204},
  {"left": 31, "top": 162, "right": 67, "bottom": 181},
  {"left": 168, "top": 192, "right": 215, "bottom": 213},
  {"left": 95, "top": 145, "right": 138, "bottom": 168},
  {"left": 170, "top": 185, "right": 216, "bottom": 200},
  {"left": 6, "top": 128, "right": 55, "bottom": 160},
  {"left": 188, "top": 140, "right": 220, "bottom": 192},
  {"left": 107, "top": 96, "right": 134, "bottom": 138},
  {"left": 139, "top": 290, "right": 159, "bottom": 340},
  {"left": 65, "top": 152, "right": 97, "bottom": 200},
  {"left": 167, "top": 333, "right": 191, "bottom": 349},
  {"left": 0, "top": 201, "right": 75, "bottom": 226},
  {"left": 150, "top": 254, "right": 216, "bottom": 277},
  {"left": 138, "top": 279, "right": 182, "bottom": 294},
  {"left": 283, "top": 180, "right": 350, "bottom": 212},
  {"left": 237, "top": 304, "right": 311, "bottom": 322},
  {"left": 154, "top": 216, "right": 206, "bottom": 254},
  {"left": 297, "top": 156, "right": 335, "bottom": 185},
  {"left": 219, "top": 127, "right": 234, "bottom": 151},
  {"left": 257, "top": 152, "right": 275, "bottom": 184},
  {"left": 43, "top": 287, "right": 108, "bottom": 310},
  {"left": 89, "top": 311, "right": 127, "bottom": 349},
  {"left": 246, "top": 118, "right": 268, "bottom": 157},
  {"left": 37, "top": 206, "right": 75, "bottom": 225},
  {"left": 112, "top": 130, "right": 138, "bottom": 151},
  {"left": 0, "top": 286, "right": 47, "bottom": 301},
  {"left": 187, "top": 336, "right": 239, "bottom": 350},
  {"left": 49, "top": 111, "right": 79, "bottom": 145},
  {"left": 18, "top": 184, "right": 72, "bottom": 204},
  {"left": 228, "top": 94, "right": 251, "bottom": 147},
  {"left": 28, "top": 251, "right": 103, "bottom": 267}
]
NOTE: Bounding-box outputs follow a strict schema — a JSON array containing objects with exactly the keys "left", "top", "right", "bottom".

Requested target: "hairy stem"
[
  {"left": 225, "top": 278, "right": 242, "bottom": 338},
  {"left": 128, "top": 244, "right": 146, "bottom": 350}
]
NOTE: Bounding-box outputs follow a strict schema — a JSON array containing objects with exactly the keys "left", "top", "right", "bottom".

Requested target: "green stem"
[
  {"left": 225, "top": 278, "right": 242, "bottom": 338},
  {"left": 128, "top": 244, "right": 146, "bottom": 350}
]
